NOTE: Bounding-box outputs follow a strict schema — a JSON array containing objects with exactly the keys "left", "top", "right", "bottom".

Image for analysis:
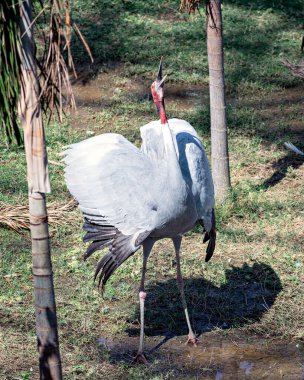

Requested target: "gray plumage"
[{"left": 62, "top": 118, "right": 215, "bottom": 289}]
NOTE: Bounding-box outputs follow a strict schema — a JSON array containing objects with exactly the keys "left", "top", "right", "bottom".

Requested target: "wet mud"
[
  {"left": 99, "top": 333, "right": 304, "bottom": 379},
  {"left": 72, "top": 74, "right": 207, "bottom": 110}
]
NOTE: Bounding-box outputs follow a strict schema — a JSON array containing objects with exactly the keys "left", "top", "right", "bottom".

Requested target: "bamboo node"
[
  {"left": 212, "top": 156, "right": 229, "bottom": 160},
  {"left": 210, "top": 106, "right": 226, "bottom": 111},
  {"left": 211, "top": 128, "right": 228, "bottom": 133},
  {"left": 31, "top": 236, "right": 50, "bottom": 241},
  {"left": 30, "top": 215, "right": 48, "bottom": 220},
  {"left": 35, "top": 304, "right": 56, "bottom": 311},
  {"left": 32, "top": 269, "right": 53, "bottom": 276}
]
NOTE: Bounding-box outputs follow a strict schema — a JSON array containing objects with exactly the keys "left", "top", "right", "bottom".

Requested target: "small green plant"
[{"left": 18, "top": 372, "right": 32, "bottom": 380}]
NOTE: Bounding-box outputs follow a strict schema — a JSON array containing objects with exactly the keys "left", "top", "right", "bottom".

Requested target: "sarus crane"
[{"left": 63, "top": 59, "right": 216, "bottom": 363}]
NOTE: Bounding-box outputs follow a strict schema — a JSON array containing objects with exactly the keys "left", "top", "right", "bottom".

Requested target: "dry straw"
[
  {"left": 283, "top": 60, "right": 304, "bottom": 80},
  {"left": 0, "top": 198, "right": 79, "bottom": 235}
]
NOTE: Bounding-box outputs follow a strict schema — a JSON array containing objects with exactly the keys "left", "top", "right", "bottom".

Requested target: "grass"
[{"left": 1, "top": 0, "right": 304, "bottom": 378}]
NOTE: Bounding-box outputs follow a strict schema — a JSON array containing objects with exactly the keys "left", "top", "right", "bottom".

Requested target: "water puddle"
[
  {"left": 239, "top": 360, "right": 253, "bottom": 375},
  {"left": 99, "top": 332, "right": 304, "bottom": 379}
]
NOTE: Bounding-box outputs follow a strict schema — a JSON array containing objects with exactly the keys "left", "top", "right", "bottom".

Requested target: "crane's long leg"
[
  {"left": 173, "top": 236, "right": 199, "bottom": 346},
  {"left": 134, "top": 238, "right": 154, "bottom": 364}
]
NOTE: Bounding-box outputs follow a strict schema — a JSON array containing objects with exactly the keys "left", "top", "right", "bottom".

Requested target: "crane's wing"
[
  {"left": 62, "top": 133, "right": 158, "bottom": 287},
  {"left": 63, "top": 133, "right": 158, "bottom": 235}
]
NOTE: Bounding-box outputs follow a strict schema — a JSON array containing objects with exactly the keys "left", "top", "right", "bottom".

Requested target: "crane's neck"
[
  {"left": 151, "top": 83, "right": 183, "bottom": 183},
  {"left": 156, "top": 100, "right": 168, "bottom": 124},
  {"left": 161, "top": 120, "right": 186, "bottom": 187},
  {"left": 152, "top": 87, "right": 168, "bottom": 124}
]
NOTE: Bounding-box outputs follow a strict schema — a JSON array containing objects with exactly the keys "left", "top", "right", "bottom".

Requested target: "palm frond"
[
  {"left": 37, "top": 0, "right": 93, "bottom": 121},
  {"left": 179, "top": 1, "right": 218, "bottom": 31},
  {"left": 0, "top": 0, "right": 93, "bottom": 147},
  {"left": 0, "top": 1, "right": 23, "bottom": 146},
  {"left": 180, "top": 0, "right": 201, "bottom": 13}
]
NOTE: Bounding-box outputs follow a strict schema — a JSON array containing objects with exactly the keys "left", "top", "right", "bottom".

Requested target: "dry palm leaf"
[
  {"left": 0, "top": 0, "right": 93, "bottom": 146},
  {"left": 180, "top": 0, "right": 218, "bottom": 31},
  {"left": 37, "top": 0, "right": 93, "bottom": 122},
  {"left": 180, "top": 0, "right": 201, "bottom": 13}
]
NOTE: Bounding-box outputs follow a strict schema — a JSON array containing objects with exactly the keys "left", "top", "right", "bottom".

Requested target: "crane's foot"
[
  {"left": 133, "top": 352, "right": 148, "bottom": 364},
  {"left": 186, "top": 335, "right": 199, "bottom": 347}
]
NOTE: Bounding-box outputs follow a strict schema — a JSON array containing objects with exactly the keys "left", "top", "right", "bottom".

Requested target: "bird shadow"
[
  {"left": 139, "top": 262, "right": 281, "bottom": 337},
  {"left": 105, "top": 262, "right": 282, "bottom": 363},
  {"left": 257, "top": 153, "right": 304, "bottom": 189}
]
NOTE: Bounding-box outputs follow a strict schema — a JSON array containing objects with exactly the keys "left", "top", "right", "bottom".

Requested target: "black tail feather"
[
  {"left": 205, "top": 232, "right": 216, "bottom": 262},
  {"left": 201, "top": 208, "right": 216, "bottom": 262},
  {"left": 203, "top": 231, "right": 210, "bottom": 243}
]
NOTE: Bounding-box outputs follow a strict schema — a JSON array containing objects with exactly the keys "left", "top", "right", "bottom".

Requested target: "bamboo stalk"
[
  {"left": 30, "top": 193, "right": 62, "bottom": 379},
  {"left": 19, "top": 1, "right": 62, "bottom": 379}
]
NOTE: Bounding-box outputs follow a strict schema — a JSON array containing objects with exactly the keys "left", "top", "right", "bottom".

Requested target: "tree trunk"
[
  {"left": 19, "top": 1, "right": 62, "bottom": 379},
  {"left": 207, "top": 0, "right": 231, "bottom": 201}
]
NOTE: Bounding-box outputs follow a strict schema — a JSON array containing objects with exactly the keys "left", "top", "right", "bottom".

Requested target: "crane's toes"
[
  {"left": 132, "top": 352, "right": 148, "bottom": 365},
  {"left": 186, "top": 335, "right": 200, "bottom": 347}
]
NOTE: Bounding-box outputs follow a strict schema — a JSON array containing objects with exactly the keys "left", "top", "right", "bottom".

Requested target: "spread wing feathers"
[
  {"left": 62, "top": 133, "right": 159, "bottom": 236},
  {"left": 200, "top": 208, "right": 216, "bottom": 262},
  {"left": 83, "top": 220, "right": 116, "bottom": 258},
  {"left": 94, "top": 232, "right": 138, "bottom": 289},
  {"left": 83, "top": 218, "right": 150, "bottom": 289}
]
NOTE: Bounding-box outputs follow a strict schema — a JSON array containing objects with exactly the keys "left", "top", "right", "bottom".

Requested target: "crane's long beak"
[
  {"left": 155, "top": 57, "right": 166, "bottom": 92},
  {"left": 155, "top": 75, "right": 167, "bottom": 92},
  {"left": 157, "top": 57, "right": 163, "bottom": 81},
  {"left": 152, "top": 58, "right": 168, "bottom": 124},
  {"left": 155, "top": 57, "right": 167, "bottom": 92}
]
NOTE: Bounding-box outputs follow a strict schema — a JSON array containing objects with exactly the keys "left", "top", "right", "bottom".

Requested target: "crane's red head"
[{"left": 151, "top": 58, "right": 167, "bottom": 124}]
